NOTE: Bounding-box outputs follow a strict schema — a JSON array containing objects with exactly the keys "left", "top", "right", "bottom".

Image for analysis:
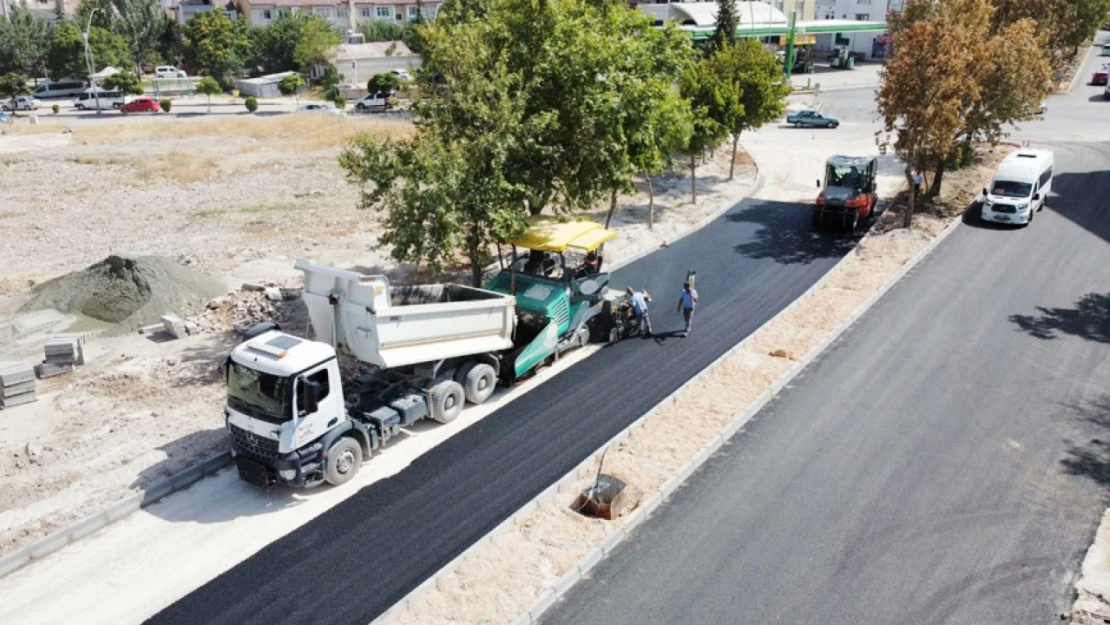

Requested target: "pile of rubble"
[{"left": 187, "top": 284, "right": 309, "bottom": 337}]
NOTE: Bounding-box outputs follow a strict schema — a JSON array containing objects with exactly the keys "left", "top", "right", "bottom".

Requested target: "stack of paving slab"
[
  {"left": 0, "top": 362, "right": 36, "bottom": 409},
  {"left": 35, "top": 335, "right": 85, "bottom": 379}
]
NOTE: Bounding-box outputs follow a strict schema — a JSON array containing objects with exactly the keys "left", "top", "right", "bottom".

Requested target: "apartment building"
[
  {"left": 237, "top": 0, "right": 439, "bottom": 28},
  {"left": 814, "top": 0, "right": 898, "bottom": 57}
]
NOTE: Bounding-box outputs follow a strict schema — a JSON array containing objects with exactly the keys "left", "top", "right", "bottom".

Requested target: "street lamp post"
[{"left": 84, "top": 8, "right": 100, "bottom": 114}]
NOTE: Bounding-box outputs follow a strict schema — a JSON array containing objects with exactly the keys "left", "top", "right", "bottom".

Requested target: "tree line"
[
  {"left": 0, "top": 0, "right": 348, "bottom": 88},
  {"left": 340, "top": 0, "right": 789, "bottom": 286},
  {"left": 877, "top": 0, "right": 1110, "bottom": 226}
]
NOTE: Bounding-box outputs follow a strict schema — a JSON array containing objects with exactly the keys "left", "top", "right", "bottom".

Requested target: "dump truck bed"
[{"left": 296, "top": 260, "right": 516, "bottom": 369}]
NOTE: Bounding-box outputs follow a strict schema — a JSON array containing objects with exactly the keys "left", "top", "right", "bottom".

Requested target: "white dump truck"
[{"left": 224, "top": 260, "right": 517, "bottom": 488}]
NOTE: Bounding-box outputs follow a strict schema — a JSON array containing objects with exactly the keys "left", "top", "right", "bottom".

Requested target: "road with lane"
[
  {"left": 143, "top": 195, "right": 861, "bottom": 625},
  {"left": 540, "top": 42, "right": 1110, "bottom": 625}
]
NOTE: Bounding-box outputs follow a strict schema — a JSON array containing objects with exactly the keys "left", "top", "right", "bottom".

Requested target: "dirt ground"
[
  {"left": 0, "top": 116, "right": 756, "bottom": 558},
  {"left": 392, "top": 146, "right": 1013, "bottom": 625}
]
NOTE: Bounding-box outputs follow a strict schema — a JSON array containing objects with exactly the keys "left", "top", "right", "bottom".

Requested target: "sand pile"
[{"left": 21, "top": 255, "right": 226, "bottom": 331}]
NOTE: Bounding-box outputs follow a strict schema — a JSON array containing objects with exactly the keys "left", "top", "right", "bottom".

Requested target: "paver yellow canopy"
[{"left": 506, "top": 216, "right": 618, "bottom": 253}]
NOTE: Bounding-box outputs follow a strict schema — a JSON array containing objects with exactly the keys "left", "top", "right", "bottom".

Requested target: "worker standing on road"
[
  {"left": 913, "top": 169, "right": 924, "bottom": 196},
  {"left": 626, "top": 287, "right": 652, "bottom": 337},
  {"left": 677, "top": 282, "right": 699, "bottom": 337}
]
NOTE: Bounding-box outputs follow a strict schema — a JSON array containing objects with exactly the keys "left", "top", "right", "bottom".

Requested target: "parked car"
[
  {"left": 354, "top": 92, "right": 392, "bottom": 111},
  {"left": 297, "top": 103, "right": 342, "bottom": 116},
  {"left": 1105, "top": 84, "right": 1110, "bottom": 100},
  {"left": 390, "top": 68, "right": 412, "bottom": 81},
  {"left": 120, "top": 97, "right": 161, "bottom": 113},
  {"left": 2, "top": 96, "right": 40, "bottom": 111},
  {"left": 1103, "top": 43, "right": 1110, "bottom": 56},
  {"left": 154, "top": 66, "right": 187, "bottom": 79},
  {"left": 1029, "top": 100, "right": 1047, "bottom": 115},
  {"left": 1093, "top": 68, "right": 1109, "bottom": 85},
  {"left": 786, "top": 110, "right": 840, "bottom": 128}
]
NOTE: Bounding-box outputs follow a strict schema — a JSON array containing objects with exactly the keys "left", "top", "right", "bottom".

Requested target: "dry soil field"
[{"left": 0, "top": 114, "right": 756, "bottom": 558}]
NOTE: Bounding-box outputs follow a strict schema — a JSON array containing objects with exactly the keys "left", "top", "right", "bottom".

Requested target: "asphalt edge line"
[
  {"left": 454, "top": 209, "right": 963, "bottom": 625},
  {"left": 368, "top": 191, "right": 941, "bottom": 625},
  {"left": 0, "top": 451, "right": 232, "bottom": 579},
  {"left": 508, "top": 213, "right": 965, "bottom": 625}
]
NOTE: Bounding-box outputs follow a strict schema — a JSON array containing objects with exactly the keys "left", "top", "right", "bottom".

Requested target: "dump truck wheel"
[
  {"left": 460, "top": 363, "right": 496, "bottom": 405},
  {"left": 429, "top": 379, "right": 465, "bottom": 423},
  {"left": 324, "top": 437, "right": 362, "bottom": 486}
]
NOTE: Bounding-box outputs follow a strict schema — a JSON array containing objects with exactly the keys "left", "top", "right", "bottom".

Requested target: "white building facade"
[{"left": 813, "top": 0, "right": 900, "bottom": 58}]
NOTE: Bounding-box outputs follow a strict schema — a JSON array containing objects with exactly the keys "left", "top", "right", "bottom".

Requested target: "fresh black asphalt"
[
  {"left": 145, "top": 197, "right": 860, "bottom": 625},
  {"left": 540, "top": 143, "right": 1110, "bottom": 625}
]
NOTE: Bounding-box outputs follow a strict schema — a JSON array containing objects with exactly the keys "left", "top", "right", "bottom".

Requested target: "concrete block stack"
[
  {"left": 0, "top": 362, "right": 37, "bottom": 409},
  {"left": 35, "top": 335, "right": 83, "bottom": 379}
]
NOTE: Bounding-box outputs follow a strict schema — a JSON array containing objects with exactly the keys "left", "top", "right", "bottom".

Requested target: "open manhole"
[{"left": 571, "top": 474, "right": 630, "bottom": 520}]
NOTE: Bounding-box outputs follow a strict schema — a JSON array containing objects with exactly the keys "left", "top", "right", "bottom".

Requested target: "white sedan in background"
[{"left": 2, "top": 95, "right": 41, "bottom": 111}]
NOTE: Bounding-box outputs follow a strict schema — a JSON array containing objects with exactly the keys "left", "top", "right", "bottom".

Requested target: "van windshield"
[{"left": 991, "top": 180, "right": 1032, "bottom": 198}]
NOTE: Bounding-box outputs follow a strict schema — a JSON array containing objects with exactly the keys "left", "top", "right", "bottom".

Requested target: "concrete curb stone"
[{"left": 0, "top": 452, "right": 232, "bottom": 580}]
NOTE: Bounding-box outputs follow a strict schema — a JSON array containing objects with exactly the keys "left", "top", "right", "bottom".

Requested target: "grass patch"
[
  {"left": 238, "top": 203, "right": 290, "bottom": 214},
  {"left": 68, "top": 115, "right": 414, "bottom": 150},
  {"left": 133, "top": 152, "right": 218, "bottom": 184}
]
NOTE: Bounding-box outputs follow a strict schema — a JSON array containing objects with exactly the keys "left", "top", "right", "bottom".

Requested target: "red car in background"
[
  {"left": 120, "top": 97, "right": 161, "bottom": 114},
  {"left": 1093, "top": 69, "right": 1109, "bottom": 86}
]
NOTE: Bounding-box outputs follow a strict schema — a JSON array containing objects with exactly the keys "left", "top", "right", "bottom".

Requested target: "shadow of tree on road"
[
  {"left": 1009, "top": 292, "right": 1110, "bottom": 342},
  {"left": 1060, "top": 397, "right": 1110, "bottom": 488},
  {"left": 726, "top": 200, "right": 861, "bottom": 265}
]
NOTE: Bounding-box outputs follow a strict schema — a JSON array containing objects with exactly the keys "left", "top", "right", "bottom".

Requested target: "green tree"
[
  {"left": 712, "top": 40, "right": 789, "bottom": 180},
  {"left": 706, "top": 0, "right": 739, "bottom": 55},
  {"left": 48, "top": 22, "right": 132, "bottom": 82},
  {"left": 293, "top": 16, "right": 340, "bottom": 72},
  {"left": 0, "top": 73, "right": 31, "bottom": 116},
  {"left": 0, "top": 2, "right": 53, "bottom": 77},
  {"left": 109, "top": 0, "right": 168, "bottom": 75},
  {"left": 679, "top": 54, "right": 734, "bottom": 203},
  {"left": 253, "top": 13, "right": 307, "bottom": 74},
  {"left": 184, "top": 10, "right": 251, "bottom": 87},
  {"left": 368, "top": 71, "right": 402, "bottom": 95},
  {"left": 318, "top": 65, "right": 341, "bottom": 98},
  {"left": 195, "top": 75, "right": 222, "bottom": 112},
  {"left": 103, "top": 70, "right": 143, "bottom": 94},
  {"left": 278, "top": 73, "right": 305, "bottom": 106},
  {"left": 341, "top": 127, "right": 529, "bottom": 287},
  {"left": 358, "top": 19, "right": 405, "bottom": 42},
  {"left": 419, "top": 0, "right": 696, "bottom": 217},
  {"left": 158, "top": 19, "right": 186, "bottom": 67}
]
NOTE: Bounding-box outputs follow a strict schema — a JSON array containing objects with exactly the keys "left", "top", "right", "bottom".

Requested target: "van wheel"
[
  {"left": 429, "top": 379, "right": 465, "bottom": 423},
  {"left": 458, "top": 363, "right": 496, "bottom": 405},
  {"left": 324, "top": 437, "right": 362, "bottom": 486}
]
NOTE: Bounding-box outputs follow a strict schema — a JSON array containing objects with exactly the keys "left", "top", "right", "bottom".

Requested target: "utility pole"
[{"left": 84, "top": 8, "right": 100, "bottom": 113}]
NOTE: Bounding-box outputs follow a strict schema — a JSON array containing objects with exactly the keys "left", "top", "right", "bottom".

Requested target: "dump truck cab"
[
  {"left": 488, "top": 217, "right": 617, "bottom": 382},
  {"left": 814, "top": 155, "right": 878, "bottom": 230}
]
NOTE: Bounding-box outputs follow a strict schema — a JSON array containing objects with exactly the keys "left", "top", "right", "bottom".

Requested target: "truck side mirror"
[
  {"left": 816, "top": 179, "right": 821, "bottom": 188},
  {"left": 1033, "top": 193, "right": 1040, "bottom": 201},
  {"left": 219, "top": 356, "right": 230, "bottom": 379},
  {"left": 982, "top": 187, "right": 988, "bottom": 196}
]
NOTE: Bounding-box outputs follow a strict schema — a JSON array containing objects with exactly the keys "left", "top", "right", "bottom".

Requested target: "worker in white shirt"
[{"left": 625, "top": 287, "right": 652, "bottom": 337}]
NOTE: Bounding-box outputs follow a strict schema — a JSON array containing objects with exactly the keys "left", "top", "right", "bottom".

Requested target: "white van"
[
  {"left": 33, "top": 79, "right": 87, "bottom": 99},
  {"left": 73, "top": 88, "right": 126, "bottom": 110},
  {"left": 155, "top": 66, "right": 187, "bottom": 79},
  {"left": 981, "top": 149, "right": 1054, "bottom": 226}
]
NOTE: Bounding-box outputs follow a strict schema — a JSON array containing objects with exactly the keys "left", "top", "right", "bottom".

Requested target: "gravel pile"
[{"left": 21, "top": 255, "right": 226, "bottom": 332}]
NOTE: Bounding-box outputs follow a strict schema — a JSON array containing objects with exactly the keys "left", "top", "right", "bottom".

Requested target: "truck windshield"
[
  {"left": 227, "top": 361, "right": 291, "bottom": 424},
  {"left": 991, "top": 180, "right": 1032, "bottom": 198}
]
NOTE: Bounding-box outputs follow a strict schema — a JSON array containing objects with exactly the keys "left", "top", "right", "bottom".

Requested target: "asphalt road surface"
[
  {"left": 145, "top": 197, "right": 860, "bottom": 625},
  {"left": 540, "top": 145, "right": 1110, "bottom": 625}
]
